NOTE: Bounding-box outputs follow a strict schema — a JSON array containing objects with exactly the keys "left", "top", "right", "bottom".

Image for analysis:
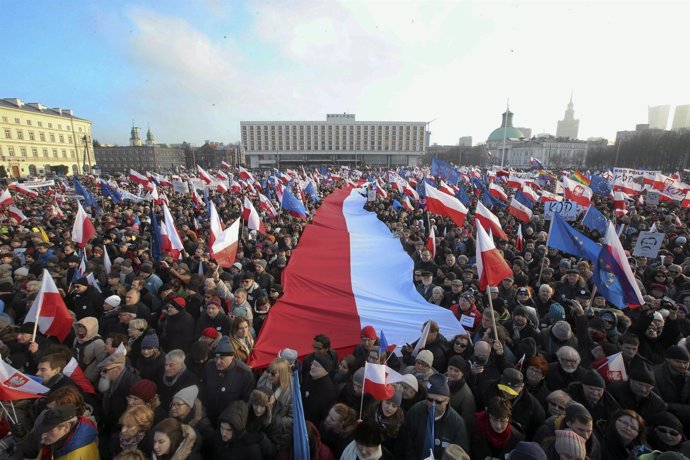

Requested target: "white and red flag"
[
  {"left": 426, "top": 226, "right": 436, "bottom": 258},
  {"left": 402, "top": 196, "right": 414, "bottom": 212},
  {"left": 212, "top": 217, "right": 241, "bottom": 268},
  {"left": 51, "top": 203, "right": 64, "bottom": 219},
  {"left": 238, "top": 166, "right": 255, "bottom": 182},
  {"left": 0, "top": 360, "right": 49, "bottom": 395},
  {"left": 613, "top": 192, "right": 629, "bottom": 217},
  {"left": 71, "top": 202, "right": 96, "bottom": 248},
  {"left": 540, "top": 190, "right": 562, "bottom": 203},
  {"left": 7, "top": 205, "right": 27, "bottom": 223},
  {"left": 594, "top": 352, "right": 628, "bottom": 382},
  {"left": 243, "top": 197, "right": 266, "bottom": 235},
  {"left": 424, "top": 182, "right": 468, "bottom": 228},
  {"left": 515, "top": 225, "right": 524, "bottom": 252},
  {"left": 14, "top": 184, "right": 38, "bottom": 198},
  {"left": 0, "top": 189, "right": 13, "bottom": 207},
  {"left": 258, "top": 193, "right": 278, "bottom": 218},
  {"left": 682, "top": 191, "right": 690, "bottom": 209},
  {"left": 489, "top": 183, "right": 508, "bottom": 202},
  {"left": 474, "top": 201, "right": 508, "bottom": 240},
  {"left": 508, "top": 197, "right": 533, "bottom": 223},
  {"left": 208, "top": 202, "right": 224, "bottom": 260},
  {"left": 521, "top": 184, "right": 540, "bottom": 203},
  {"left": 362, "top": 362, "right": 405, "bottom": 400},
  {"left": 24, "top": 270, "right": 73, "bottom": 342},
  {"left": 475, "top": 219, "right": 513, "bottom": 290},
  {"left": 192, "top": 189, "right": 203, "bottom": 210},
  {"left": 563, "top": 176, "right": 593, "bottom": 207},
  {"left": 221, "top": 161, "right": 232, "bottom": 170},
  {"left": 162, "top": 205, "right": 185, "bottom": 260},
  {"left": 129, "top": 169, "right": 152, "bottom": 190},
  {"left": 197, "top": 165, "right": 214, "bottom": 185}
]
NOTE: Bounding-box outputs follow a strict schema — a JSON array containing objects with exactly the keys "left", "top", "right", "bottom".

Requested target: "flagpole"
[
  {"left": 0, "top": 403, "right": 15, "bottom": 425},
  {"left": 485, "top": 286, "right": 501, "bottom": 347},
  {"left": 589, "top": 285, "right": 598, "bottom": 306},
  {"left": 537, "top": 256, "right": 546, "bottom": 286},
  {"left": 358, "top": 363, "right": 367, "bottom": 422}
]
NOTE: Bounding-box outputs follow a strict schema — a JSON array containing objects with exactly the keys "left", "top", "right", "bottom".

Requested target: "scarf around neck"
[{"left": 475, "top": 410, "right": 512, "bottom": 451}]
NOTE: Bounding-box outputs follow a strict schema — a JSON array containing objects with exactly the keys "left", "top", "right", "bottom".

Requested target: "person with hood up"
[
  {"left": 73, "top": 316, "right": 106, "bottom": 384},
  {"left": 151, "top": 417, "right": 200, "bottom": 460},
  {"left": 212, "top": 400, "right": 272, "bottom": 459}
]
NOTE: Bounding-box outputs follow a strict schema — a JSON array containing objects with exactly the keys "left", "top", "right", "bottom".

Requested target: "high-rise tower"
[{"left": 556, "top": 95, "right": 580, "bottom": 140}]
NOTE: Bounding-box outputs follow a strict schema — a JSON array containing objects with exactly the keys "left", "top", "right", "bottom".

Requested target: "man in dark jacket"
[
  {"left": 97, "top": 351, "right": 140, "bottom": 434},
  {"left": 68, "top": 278, "right": 104, "bottom": 320},
  {"left": 201, "top": 337, "right": 255, "bottom": 424},
  {"left": 302, "top": 353, "right": 337, "bottom": 426},
  {"left": 608, "top": 362, "right": 668, "bottom": 420},
  {"left": 160, "top": 296, "right": 195, "bottom": 353},
  {"left": 545, "top": 346, "right": 587, "bottom": 391},
  {"left": 401, "top": 374, "right": 469, "bottom": 459},
  {"left": 653, "top": 345, "right": 690, "bottom": 426},
  {"left": 566, "top": 370, "right": 620, "bottom": 424},
  {"left": 156, "top": 349, "right": 199, "bottom": 408},
  {"left": 213, "top": 400, "right": 273, "bottom": 459}
]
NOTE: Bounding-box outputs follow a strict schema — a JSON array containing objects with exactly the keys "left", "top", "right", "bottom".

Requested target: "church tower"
[
  {"left": 130, "top": 122, "right": 143, "bottom": 146},
  {"left": 146, "top": 124, "right": 156, "bottom": 146}
]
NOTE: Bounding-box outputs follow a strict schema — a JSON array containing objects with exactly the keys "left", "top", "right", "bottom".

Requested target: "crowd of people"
[{"left": 0, "top": 166, "right": 688, "bottom": 460}]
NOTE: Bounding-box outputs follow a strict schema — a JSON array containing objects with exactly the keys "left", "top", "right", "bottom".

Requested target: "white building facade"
[
  {"left": 240, "top": 113, "right": 426, "bottom": 168},
  {"left": 506, "top": 138, "right": 588, "bottom": 169}
]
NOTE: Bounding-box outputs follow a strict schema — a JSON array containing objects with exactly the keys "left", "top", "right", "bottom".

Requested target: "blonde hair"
[
  {"left": 114, "top": 448, "right": 147, "bottom": 460},
  {"left": 128, "top": 319, "right": 148, "bottom": 332},
  {"left": 119, "top": 405, "right": 154, "bottom": 432},
  {"left": 268, "top": 358, "right": 291, "bottom": 392}
]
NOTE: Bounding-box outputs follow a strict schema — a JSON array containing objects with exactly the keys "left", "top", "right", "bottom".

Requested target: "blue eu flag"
[
  {"left": 583, "top": 205, "right": 609, "bottom": 235},
  {"left": 547, "top": 213, "right": 600, "bottom": 262},
  {"left": 590, "top": 175, "right": 612, "bottom": 196}
]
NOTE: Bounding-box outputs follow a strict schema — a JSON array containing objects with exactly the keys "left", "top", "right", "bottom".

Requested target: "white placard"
[
  {"left": 459, "top": 315, "right": 476, "bottom": 328},
  {"left": 646, "top": 191, "right": 660, "bottom": 206},
  {"left": 543, "top": 200, "right": 579, "bottom": 221},
  {"left": 633, "top": 231, "right": 665, "bottom": 258}
]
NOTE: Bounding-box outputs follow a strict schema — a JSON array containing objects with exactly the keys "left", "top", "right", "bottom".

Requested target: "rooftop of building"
[{"left": 0, "top": 98, "right": 89, "bottom": 121}]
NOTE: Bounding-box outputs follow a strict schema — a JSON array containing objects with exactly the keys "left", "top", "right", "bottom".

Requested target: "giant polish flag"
[
  {"left": 424, "top": 182, "right": 467, "bottom": 228},
  {"left": 71, "top": 202, "right": 96, "bottom": 248},
  {"left": 475, "top": 220, "right": 513, "bottom": 290},
  {"left": 212, "top": 217, "right": 241, "bottom": 268},
  {"left": 24, "top": 270, "right": 73, "bottom": 342},
  {"left": 474, "top": 201, "right": 508, "bottom": 240},
  {"left": 248, "top": 188, "right": 465, "bottom": 368}
]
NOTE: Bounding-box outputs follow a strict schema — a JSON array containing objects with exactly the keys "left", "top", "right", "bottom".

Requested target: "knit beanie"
[
  {"left": 629, "top": 362, "right": 655, "bottom": 385},
  {"left": 361, "top": 325, "right": 376, "bottom": 340},
  {"left": 551, "top": 320, "right": 572, "bottom": 341},
  {"left": 549, "top": 303, "right": 566, "bottom": 322},
  {"left": 353, "top": 367, "right": 365, "bottom": 386},
  {"left": 129, "top": 379, "right": 157, "bottom": 403},
  {"left": 105, "top": 295, "right": 121, "bottom": 308},
  {"left": 173, "top": 385, "right": 199, "bottom": 409},
  {"left": 554, "top": 430, "right": 586, "bottom": 459},
  {"left": 448, "top": 355, "right": 468, "bottom": 374},
  {"left": 509, "top": 441, "right": 547, "bottom": 460},
  {"left": 202, "top": 327, "right": 219, "bottom": 340},
  {"left": 141, "top": 331, "right": 159, "bottom": 349},
  {"left": 313, "top": 353, "right": 334, "bottom": 373},
  {"left": 416, "top": 350, "right": 434, "bottom": 368},
  {"left": 666, "top": 345, "right": 690, "bottom": 361},
  {"left": 426, "top": 373, "right": 450, "bottom": 397},
  {"left": 214, "top": 337, "right": 234, "bottom": 357},
  {"left": 581, "top": 369, "right": 605, "bottom": 389}
]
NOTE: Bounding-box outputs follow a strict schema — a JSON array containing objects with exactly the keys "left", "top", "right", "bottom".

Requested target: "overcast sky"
[{"left": 2, "top": 1, "right": 688, "bottom": 147}]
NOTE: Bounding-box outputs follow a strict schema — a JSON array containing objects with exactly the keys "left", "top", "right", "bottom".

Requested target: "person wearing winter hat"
[
  {"left": 338, "top": 366, "right": 372, "bottom": 412},
  {"left": 403, "top": 349, "right": 436, "bottom": 384},
  {"left": 353, "top": 325, "right": 378, "bottom": 368},
  {"left": 399, "top": 373, "right": 425, "bottom": 412},
  {"left": 539, "top": 318, "right": 575, "bottom": 363},
  {"left": 73, "top": 316, "right": 106, "bottom": 384},
  {"left": 136, "top": 331, "right": 164, "bottom": 381},
  {"left": 608, "top": 362, "right": 667, "bottom": 420},
  {"left": 160, "top": 296, "right": 195, "bottom": 353},
  {"left": 100, "top": 294, "right": 123, "bottom": 338},
  {"left": 199, "top": 327, "right": 221, "bottom": 349},
  {"left": 653, "top": 345, "right": 690, "bottom": 415},
  {"left": 194, "top": 296, "right": 232, "bottom": 340},
  {"left": 340, "top": 421, "right": 392, "bottom": 460},
  {"left": 446, "top": 355, "right": 475, "bottom": 418},
  {"left": 128, "top": 379, "right": 160, "bottom": 409},
  {"left": 566, "top": 368, "right": 621, "bottom": 424},
  {"left": 553, "top": 429, "right": 586, "bottom": 459},
  {"left": 301, "top": 350, "right": 337, "bottom": 426},
  {"left": 169, "top": 384, "right": 212, "bottom": 440},
  {"left": 509, "top": 441, "right": 547, "bottom": 460},
  {"left": 69, "top": 276, "right": 104, "bottom": 321},
  {"left": 97, "top": 351, "right": 141, "bottom": 434},
  {"left": 401, "top": 373, "right": 469, "bottom": 459},
  {"left": 200, "top": 336, "right": 255, "bottom": 424},
  {"left": 647, "top": 411, "right": 686, "bottom": 453}
]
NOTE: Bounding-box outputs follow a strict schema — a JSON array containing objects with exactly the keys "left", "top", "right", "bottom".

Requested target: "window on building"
[
  {"left": 1, "top": 116, "right": 6, "bottom": 123},
  {"left": 31, "top": 148, "right": 37, "bottom": 157},
  {"left": 50, "top": 133, "right": 55, "bottom": 142},
  {"left": 16, "top": 130, "right": 24, "bottom": 140},
  {"left": 62, "top": 150, "right": 67, "bottom": 158},
  {"left": 14, "top": 118, "right": 20, "bottom": 124},
  {"left": 28, "top": 131, "right": 35, "bottom": 141},
  {"left": 4, "top": 129, "right": 11, "bottom": 139},
  {"left": 52, "top": 149, "right": 58, "bottom": 158},
  {"left": 71, "top": 150, "right": 75, "bottom": 158},
  {"left": 59, "top": 135, "right": 64, "bottom": 143},
  {"left": 58, "top": 124, "right": 62, "bottom": 130},
  {"left": 8, "top": 147, "right": 14, "bottom": 156},
  {"left": 37, "top": 121, "right": 42, "bottom": 127},
  {"left": 67, "top": 135, "right": 72, "bottom": 143},
  {"left": 42, "top": 149, "right": 48, "bottom": 158},
  {"left": 48, "top": 123, "right": 52, "bottom": 128},
  {"left": 20, "top": 148, "right": 26, "bottom": 157}
]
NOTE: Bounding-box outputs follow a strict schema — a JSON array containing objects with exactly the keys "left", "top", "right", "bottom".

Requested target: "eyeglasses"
[
  {"left": 427, "top": 398, "right": 447, "bottom": 405},
  {"left": 656, "top": 427, "right": 680, "bottom": 436},
  {"left": 559, "top": 357, "right": 579, "bottom": 365},
  {"left": 454, "top": 341, "right": 467, "bottom": 348}
]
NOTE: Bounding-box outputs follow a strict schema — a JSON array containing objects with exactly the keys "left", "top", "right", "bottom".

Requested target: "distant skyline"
[{"left": 2, "top": 1, "right": 688, "bottom": 147}]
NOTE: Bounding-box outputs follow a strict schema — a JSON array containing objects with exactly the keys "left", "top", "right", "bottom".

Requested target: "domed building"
[{"left": 487, "top": 110, "right": 525, "bottom": 144}]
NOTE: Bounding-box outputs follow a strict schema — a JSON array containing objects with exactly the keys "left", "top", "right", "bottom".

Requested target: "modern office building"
[
  {"left": 648, "top": 105, "right": 671, "bottom": 130},
  {"left": 556, "top": 96, "right": 580, "bottom": 140},
  {"left": 240, "top": 113, "right": 426, "bottom": 168},
  {"left": 672, "top": 105, "right": 690, "bottom": 131},
  {"left": 94, "top": 125, "right": 185, "bottom": 175},
  {"left": 0, "top": 98, "right": 93, "bottom": 177}
]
